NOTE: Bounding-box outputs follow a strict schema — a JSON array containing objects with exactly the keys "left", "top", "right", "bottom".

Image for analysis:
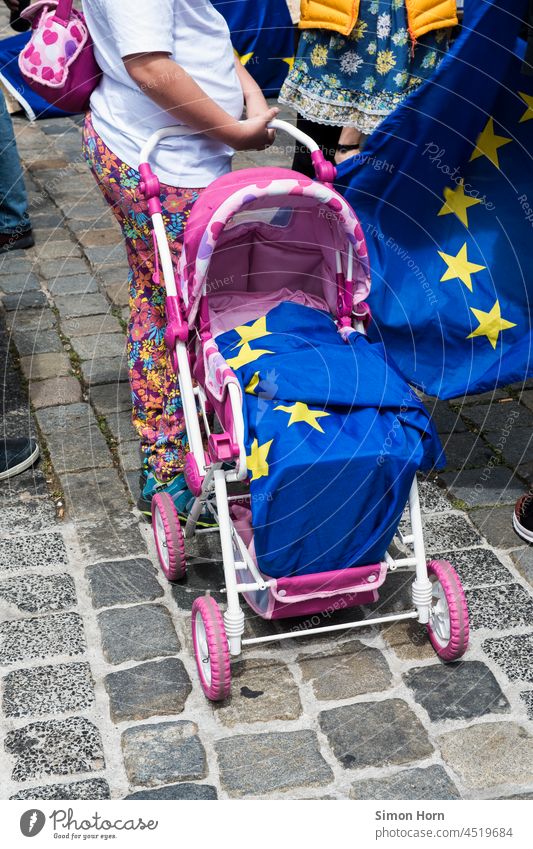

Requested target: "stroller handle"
[{"left": 138, "top": 119, "right": 322, "bottom": 167}]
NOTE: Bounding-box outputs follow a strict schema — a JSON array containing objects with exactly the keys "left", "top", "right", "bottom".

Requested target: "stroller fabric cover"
[{"left": 217, "top": 302, "right": 443, "bottom": 578}]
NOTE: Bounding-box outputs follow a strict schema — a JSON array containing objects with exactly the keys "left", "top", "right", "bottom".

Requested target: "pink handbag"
[{"left": 18, "top": 0, "right": 101, "bottom": 113}]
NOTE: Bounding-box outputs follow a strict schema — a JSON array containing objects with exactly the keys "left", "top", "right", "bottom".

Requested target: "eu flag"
[
  {"left": 212, "top": 0, "right": 294, "bottom": 95},
  {"left": 217, "top": 303, "right": 442, "bottom": 578},
  {"left": 335, "top": 0, "right": 532, "bottom": 399}
]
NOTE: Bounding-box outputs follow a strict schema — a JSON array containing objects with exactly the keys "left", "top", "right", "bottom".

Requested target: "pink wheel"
[
  {"left": 152, "top": 492, "right": 186, "bottom": 581},
  {"left": 426, "top": 560, "right": 469, "bottom": 661},
  {"left": 191, "top": 595, "right": 231, "bottom": 701}
]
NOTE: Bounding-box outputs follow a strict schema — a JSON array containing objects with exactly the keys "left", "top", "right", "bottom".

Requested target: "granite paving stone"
[
  {"left": 0, "top": 272, "right": 40, "bottom": 294},
  {"left": 40, "top": 259, "right": 89, "bottom": 279},
  {"left": 89, "top": 382, "right": 132, "bottom": 415},
  {"left": 509, "top": 547, "right": 533, "bottom": 588},
  {"left": 84, "top": 244, "right": 128, "bottom": 266},
  {"left": 11, "top": 329, "right": 63, "bottom": 356},
  {"left": 215, "top": 730, "right": 333, "bottom": 797},
  {"left": 0, "top": 499, "right": 57, "bottom": 536},
  {"left": 2, "top": 290, "right": 48, "bottom": 311},
  {"left": 98, "top": 603, "right": 180, "bottom": 665},
  {"left": 117, "top": 441, "right": 142, "bottom": 472},
  {"left": 382, "top": 620, "right": 435, "bottom": 660},
  {"left": 29, "top": 375, "right": 83, "bottom": 409},
  {"left": 104, "top": 280, "right": 129, "bottom": 307},
  {"left": 439, "top": 431, "right": 495, "bottom": 470},
  {"left": 461, "top": 402, "right": 533, "bottom": 431},
  {"left": 169, "top": 558, "right": 226, "bottom": 611},
  {"left": 0, "top": 573, "right": 76, "bottom": 613},
  {"left": 125, "top": 783, "right": 217, "bottom": 800},
  {"left": 5, "top": 306, "right": 55, "bottom": 331},
  {"left": 48, "top": 274, "right": 99, "bottom": 296},
  {"left": 20, "top": 352, "right": 71, "bottom": 381},
  {"left": 5, "top": 717, "right": 105, "bottom": 782},
  {"left": 319, "top": 700, "right": 434, "bottom": 769},
  {"left": 107, "top": 409, "right": 138, "bottom": 443},
  {"left": 36, "top": 401, "right": 94, "bottom": 432},
  {"left": 434, "top": 548, "right": 513, "bottom": 589},
  {"left": 0, "top": 467, "right": 48, "bottom": 501},
  {"left": 483, "top": 634, "right": 533, "bottom": 683},
  {"left": 438, "top": 722, "right": 533, "bottom": 790},
  {"left": 61, "top": 314, "right": 122, "bottom": 337},
  {"left": 60, "top": 468, "right": 130, "bottom": 521},
  {"left": 298, "top": 641, "right": 392, "bottom": 701},
  {"left": 215, "top": 659, "right": 301, "bottom": 726},
  {"left": 55, "top": 292, "right": 111, "bottom": 318},
  {"left": 79, "top": 228, "right": 123, "bottom": 248},
  {"left": 10, "top": 778, "right": 111, "bottom": 800},
  {"left": 75, "top": 516, "right": 147, "bottom": 562},
  {"left": 0, "top": 531, "right": 68, "bottom": 573},
  {"left": 3, "top": 662, "right": 95, "bottom": 717},
  {"left": 105, "top": 657, "right": 192, "bottom": 722},
  {"left": 485, "top": 428, "right": 533, "bottom": 467},
  {"left": 0, "top": 612, "right": 86, "bottom": 665},
  {"left": 420, "top": 514, "right": 482, "bottom": 551},
  {"left": 465, "top": 584, "right": 533, "bottom": 630},
  {"left": 73, "top": 333, "right": 126, "bottom": 361},
  {"left": 36, "top": 241, "right": 82, "bottom": 260},
  {"left": 470, "top": 506, "right": 524, "bottom": 550},
  {"left": 520, "top": 691, "right": 533, "bottom": 719},
  {"left": 440, "top": 467, "right": 524, "bottom": 508},
  {"left": 121, "top": 721, "right": 206, "bottom": 787},
  {"left": 80, "top": 356, "right": 129, "bottom": 386},
  {"left": 423, "top": 401, "right": 468, "bottom": 433},
  {"left": 86, "top": 558, "right": 163, "bottom": 608},
  {"left": 350, "top": 765, "right": 460, "bottom": 800},
  {"left": 403, "top": 661, "right": 510, "bottom": 721},
  {"left": 44, "top": 426, "right": 113, "bottom": 474}
]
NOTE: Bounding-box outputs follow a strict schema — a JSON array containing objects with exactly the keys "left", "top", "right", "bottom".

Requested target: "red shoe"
[{"left": 513, "top": 492, "right": 533, "bottom": 543}]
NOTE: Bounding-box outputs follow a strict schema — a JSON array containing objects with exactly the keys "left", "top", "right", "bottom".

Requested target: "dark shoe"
[
  {"left": 513, "top": 492, "right": 533, "bottom": 543},
  {"left": 0, "top": 437, "right": 39, "bottom": 480},
  {"left": 0, "top": 229, "right": 34, "bottom": 254}
]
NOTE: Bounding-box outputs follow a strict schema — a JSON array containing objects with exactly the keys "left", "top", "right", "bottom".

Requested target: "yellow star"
[
  {"left": 438, "top": 242, "right": 486, "bottom": 292},
  {"left": 282, "top": 56, "right": 295, "bottom": 71},
  {"left": 226, "top": 343, "right": 274, "bottom": 370},
  {"left": 234, "top": 49, "right": 254, "bottom": 65},
  {"left": 245, "top": 371, "right": 260, "bottom": 394},
  {"left": 469, "top": 117, "right": 512, "bottom": 169},
  {"left": 437, "top": 180, "right": 482, "bottom": 228},
  {"left": 232, "top": 316, "right": 272, "bottom": 349},
  {"left": 274, "top": 401, "right": 330, "bottom": 433},
  {"left": 467, "top": 300, "right": 516, "bottom": 350},
  {"left": 518, "top": 91, "right": 533, "bottom": 123},
  {"left": 246, "top": 438, "right": 273, "bottom": 481}
]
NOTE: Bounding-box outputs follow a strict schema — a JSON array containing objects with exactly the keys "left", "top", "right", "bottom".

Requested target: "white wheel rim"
[
  {"left": 195, "top": 611, "right": 212, "bottom": 686},
  {"left": 429, "top": 577, "right": 451, "bottom": 646},
  {"left": 154, "top": 506, "right": 170, "bottom": 570}
]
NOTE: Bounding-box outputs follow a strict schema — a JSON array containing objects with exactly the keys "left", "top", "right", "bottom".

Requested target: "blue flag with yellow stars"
[
  {"left": 335, "top": 0, "right": 532, "bottom": 399},
  {"left": 217, "top": 303, "right": 442, "bottom": 578},
  {"left": 212, "top": 0, "right": 294, "bottom": 95}
]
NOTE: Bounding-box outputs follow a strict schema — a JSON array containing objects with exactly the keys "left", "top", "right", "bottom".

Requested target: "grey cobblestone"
[
  {"left": 0, "top": 612, "right": 86, "bottom": 665},
  {"left": 3, "top": 662, "right": 95, "bottom": 717},
  {"left": 0, "top": 573, "right": 76, "bottom": 614},
  {"left": 98, "top": 603, "right": 180, "bottom": 664},
  {"left": 403, "top": 661, "right": 510, "bottom": 721},
  {"left": 5, "top": 717, "right": 105, "bottom": 782},
  {"left": 298, "top": 641, "right": 392, "bottom": 700},
  {"left": 125, "top": 783, "right": 217, "bottom": 800},
  {"left": 0, "top": 531, "right": 68, "bottom": 573},
  {"left": 86, "top": 558, "right": 163, "bottom": 609},
  {"left": 438, "top": 723, "right": 533, "bottom": 790},
  {"left": 10, "top": 778, "right": 111, "bottom": 800},
  {"left": 350, "top": 766, "right": 460, "bottom": 800},
  {"left": 122, "top": 721, "right": 206, "bottom": 787},
  {"left": 105, "top": 657, "right": 191, "bottom": 722},
  {"left": 215, "top": 659, "right": 302, "bottom": 726}
]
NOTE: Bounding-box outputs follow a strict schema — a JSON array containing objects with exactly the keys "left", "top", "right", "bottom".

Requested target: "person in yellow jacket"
[{"left": 280, "top": 0, "right": 457, "bottom": 175}]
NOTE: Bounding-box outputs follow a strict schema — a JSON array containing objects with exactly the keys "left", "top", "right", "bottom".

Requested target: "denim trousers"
[{"left": 0, "top": 89, "right": 30, "bottom": 234}]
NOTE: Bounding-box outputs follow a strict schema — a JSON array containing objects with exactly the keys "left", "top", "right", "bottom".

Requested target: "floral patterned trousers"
[{"left": 82, "top": 113, "right": 203, "bottom": 482}]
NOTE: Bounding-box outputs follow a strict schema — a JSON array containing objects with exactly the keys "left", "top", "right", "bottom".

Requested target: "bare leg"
[{"left": 334, "top": 126, "right": 362, "bottom": 165}]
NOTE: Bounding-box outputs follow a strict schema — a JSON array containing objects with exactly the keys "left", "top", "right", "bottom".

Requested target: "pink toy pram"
[{"left": 139, "top": 121, "right": 469, "bottom": 701}]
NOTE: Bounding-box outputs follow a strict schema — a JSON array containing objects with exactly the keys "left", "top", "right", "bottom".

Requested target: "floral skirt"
[
  {"left": 82, "top": 112, "right": 203, "bottom": 482},
  {"left": 279, "top": 0, "right": 449, "bottom": 134}
]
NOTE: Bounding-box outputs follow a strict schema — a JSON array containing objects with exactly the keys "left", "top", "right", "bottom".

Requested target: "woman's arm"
[
  {"left": 233, "top": 57, "right": 271, "bottom": 119},
  {"left": 124, "top": 53, "right": 277, "bottom": 150}
]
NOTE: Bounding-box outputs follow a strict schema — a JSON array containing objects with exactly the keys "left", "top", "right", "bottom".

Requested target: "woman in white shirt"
[{"left": 82, "top": 0, "right": 277, "bottom": 521}]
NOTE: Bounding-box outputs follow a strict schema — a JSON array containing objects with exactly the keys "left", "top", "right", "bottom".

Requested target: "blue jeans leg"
[{"left": 0, "top": 90, "right": 30, "bottom": 234}]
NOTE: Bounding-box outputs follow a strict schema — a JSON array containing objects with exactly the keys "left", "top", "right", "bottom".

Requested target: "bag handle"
[{"left": 53, "top": 0, "right": 73, "bottom": 26}]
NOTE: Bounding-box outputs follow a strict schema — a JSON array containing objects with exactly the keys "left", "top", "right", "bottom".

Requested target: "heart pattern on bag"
[{"left": 19, "top": 9, "right": 87, "bottom": 88}]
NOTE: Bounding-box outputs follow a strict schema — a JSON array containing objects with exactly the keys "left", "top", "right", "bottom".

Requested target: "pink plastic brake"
[
  {"left": 311, "top": 150, "right": 337, "bottom": 188},
  {"left": 164, "top": 295, "right": 188, "bottom": 372},
  {"left": 139, "top": 162, "right": 162, "bottom": 215}
]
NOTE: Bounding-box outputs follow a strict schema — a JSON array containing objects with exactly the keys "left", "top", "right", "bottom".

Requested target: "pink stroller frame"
[{"left": 139, "top": 121, "right": 469, "bottom": 701}]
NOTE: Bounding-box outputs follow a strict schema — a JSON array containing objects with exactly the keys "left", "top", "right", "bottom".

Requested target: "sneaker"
[
  {"left": 0, "top": 229, "right": 34, "bottom": 254},
  {"left": 138, "top": 472, "right": 217, "bottom": 528},
  {"left": 513, "top": 492, "right": 533, "bottom": 543},
  {"left": 0, "top": 437, "right": 39, "bottom": 480}
]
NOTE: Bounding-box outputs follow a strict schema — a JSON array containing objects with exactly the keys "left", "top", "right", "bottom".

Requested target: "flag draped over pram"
[
  {"left": 217, "top": 302, "right": 443, "bottom": 578},
  {"left": 212, "top": 0, "right": 294, "bottom": 95},
  {"left": 334, "top": 0, "right": 532, "bottom": 399}
]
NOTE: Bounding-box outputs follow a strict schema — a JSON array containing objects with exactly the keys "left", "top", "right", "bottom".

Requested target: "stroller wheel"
[
  {"left": 152, "top": 492, "right": 187, "bottom": 581},
  {"left": 426, "top": 560, "right": 469, "bottom": 661},
  {"left": 191, "top": 595, "right": 231, "bottom": 701}
]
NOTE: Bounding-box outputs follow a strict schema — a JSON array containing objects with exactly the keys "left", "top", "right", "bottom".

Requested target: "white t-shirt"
[{"left": 83, "top": 0, "right": 244, "bottom": 187}]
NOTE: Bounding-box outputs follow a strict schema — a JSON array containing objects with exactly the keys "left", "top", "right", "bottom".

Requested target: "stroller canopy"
[{"left": 178, "top": 167, "right": 371, "bottom": 328}]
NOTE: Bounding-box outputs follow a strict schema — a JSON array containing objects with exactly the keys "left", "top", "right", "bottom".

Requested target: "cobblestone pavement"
[{"left": 1, "top": 101, "right": 533, "bottom": 801}]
